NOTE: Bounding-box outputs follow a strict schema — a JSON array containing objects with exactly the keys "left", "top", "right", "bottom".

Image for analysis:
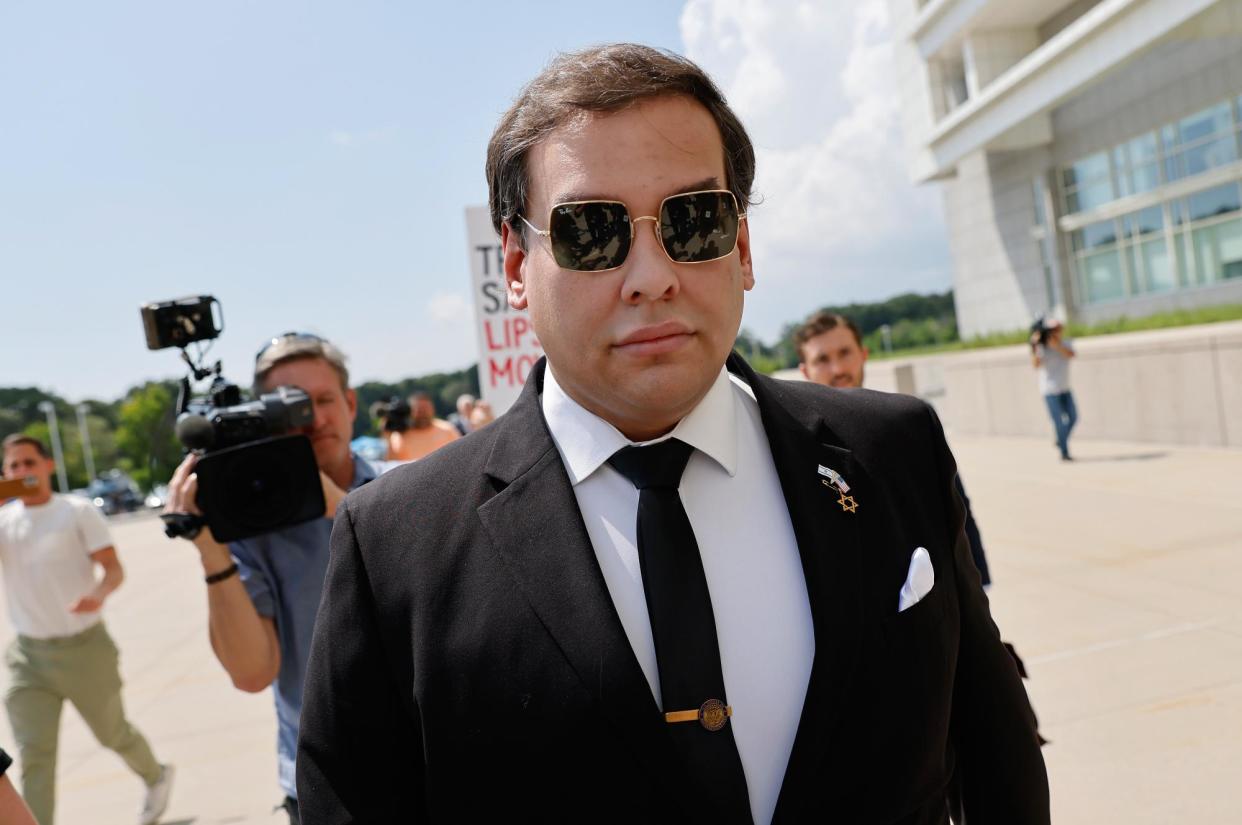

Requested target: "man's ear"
[
  {"left": 501, "top": 221, "right": 529, "bottom": 311},
  {"left": 344, "top": 387, "right": 358, "bottom": 423},
  {"left": 860, "top": 346, "right": 870, "bottom": 364},
  {"left": 737, "top": 217, "right": 755, "bottom": 292},
  {"left": 798, "top": 362, "right": 810, "bottom": 380}
]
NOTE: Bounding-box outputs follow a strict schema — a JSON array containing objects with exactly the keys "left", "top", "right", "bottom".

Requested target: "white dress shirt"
[{"left": 541, "top": 365, "right": 815, "bottom": 825}]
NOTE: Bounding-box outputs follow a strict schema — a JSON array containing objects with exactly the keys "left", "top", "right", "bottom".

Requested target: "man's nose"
[{"left": 619, "top": 217, "right": 679, "bottom": 303}]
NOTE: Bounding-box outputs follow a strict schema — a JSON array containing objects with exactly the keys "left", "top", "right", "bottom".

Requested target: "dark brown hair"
[
  {"left": 2, "top": 434, "right": 51, "bottom": 459},
  {"left": 794, "top": 312, "right": 864, "bottom": 359},
  {"left": 486, "top": 43, "right": 756, "bottom": 240}
]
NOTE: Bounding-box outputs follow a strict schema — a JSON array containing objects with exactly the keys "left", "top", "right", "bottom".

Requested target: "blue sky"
[{"left": 1, "top": 0, "right": 952, "bottom": 400}]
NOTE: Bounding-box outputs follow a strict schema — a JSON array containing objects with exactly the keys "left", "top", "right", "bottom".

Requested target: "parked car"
[
  {"left": 85, "top": 471, "right": 144, "bottom": 516},
  {"left": 145, "top": 484, "right": 169, "bottom": 510}
]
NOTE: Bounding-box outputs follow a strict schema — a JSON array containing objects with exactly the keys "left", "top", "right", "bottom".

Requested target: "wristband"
[{"left": 205, "top": 563, "right": 239, "bottom": 585}]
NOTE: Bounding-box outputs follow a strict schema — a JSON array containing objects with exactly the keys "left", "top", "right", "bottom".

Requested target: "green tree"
[{"left": 114, "top": 383, "right": 181, "bottom": 491}]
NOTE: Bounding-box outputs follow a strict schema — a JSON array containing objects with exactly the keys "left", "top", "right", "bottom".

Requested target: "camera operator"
[
  {"left": 1030, "top": 317, "right": 1078, "bottom": 461},
  {"left": 163, "top": 333, "right": 375, "bottom": 824},
  {"left": 383, "top": 391, "right": 459, "bottom": 461}
]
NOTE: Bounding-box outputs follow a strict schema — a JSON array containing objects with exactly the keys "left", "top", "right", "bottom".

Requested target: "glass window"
[
  {"left": 1194, "top": 218, "right": 1242, "bottom": 283},
  {"left": 1111, "top": 145, "right": 1126, "bottom": 169},
  {"left": 1178, "top": 102, "right": 1233, "bottom": 145},
  {"left": 1069, "top": 181, "right": 1115, "bottom": 212},
  {"left": 1082, "top": 249, "right": 1126, "bottom": 302},
  {"left": 1187, "top": 182, "right": 1242, "bottom": 222},
  {"left": 1124, "top": 245, "right": 1141, "bottom": 294},
  {"left": 1165, "top": 156, "right": 1183, "bottom": 182},
  {"left": 1176, "top": 231, "right": 1195, "bottom": 285},
  {"left": 1140, "top": 238, "right": 1175, "bottom": 292},
  {"left": 1123, "top": 206, "right": 1163, "bottom": 238},
  {"left": 1163, "top": 125, "right": 1184, "bottom": 182},
  {"left": 1077, "top": 219, "right": 1118, "bottom": 250},
  {"left": 1063, "top": 152, "right": 1110, "bottom": 188},
  {"left": 1161, "top": 124, "right": 1179, "bottom": 151},
  {"left": 1180, "top": 137, "right": 1237, "bottom": 177},
  {"left": 1130, "top": 162, "right": 1161, "bottom": 194},
  {"left": 1172, "top": 200, "right": 1186, "bottom": 227},
  {"left": 1128, "top": 133, "right": 1160, "bottom": 163},
  {"left": 1115, "top": 134, "right": 1162, "bottom": 196}
]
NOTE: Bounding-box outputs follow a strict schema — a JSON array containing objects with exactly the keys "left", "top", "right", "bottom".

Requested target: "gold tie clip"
[{"left": 664, "top": 698, "right": 732, "bottom": 732}]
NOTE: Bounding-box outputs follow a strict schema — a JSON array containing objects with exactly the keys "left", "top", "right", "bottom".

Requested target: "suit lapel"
[
  {"left": 475, "top": 359, "right": 704, "bottom": 821},
  {"left": 726, "top": 355, "right": 865, "bottom": 822}
]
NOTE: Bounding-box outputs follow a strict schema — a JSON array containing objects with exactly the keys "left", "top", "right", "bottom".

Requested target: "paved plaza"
[{"left": 0, "top": 432, "right": 1239, "bottom": 823}]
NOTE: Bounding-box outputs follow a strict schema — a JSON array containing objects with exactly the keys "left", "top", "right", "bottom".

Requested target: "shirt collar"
[
  {"left": 350, "top": 453, "right": 378, "bottom": 490},
  {"left": 542, "top": 364, "right": 738, "bottom": 486}
]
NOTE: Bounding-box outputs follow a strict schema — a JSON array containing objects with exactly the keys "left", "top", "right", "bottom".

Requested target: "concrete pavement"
[{"left": 0, "top": 432, "right": 1238, "bottom": 823}]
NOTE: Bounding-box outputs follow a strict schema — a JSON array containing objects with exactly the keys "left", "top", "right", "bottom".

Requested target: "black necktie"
[{"left": 609, "top": 439, "right": 753, "bottom": 823}]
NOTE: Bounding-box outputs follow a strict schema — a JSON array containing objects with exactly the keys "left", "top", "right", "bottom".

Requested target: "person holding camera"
[
  {"left": 1030, "top": 317, "right": 1078, "bottom": 461},
  {"left": 0, "top": 435, "right": 174, "bottom": 825},
  {"left": 383, "top": 392, "right": 460, "bottom": 461},
  {"left": 163, "top": 333, "right": 375, "bottom": 824}
]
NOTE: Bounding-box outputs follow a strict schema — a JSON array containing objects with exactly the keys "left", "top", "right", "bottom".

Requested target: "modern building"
[{"left": 888, "top": 0, "right": 1242, "bottom": 337}]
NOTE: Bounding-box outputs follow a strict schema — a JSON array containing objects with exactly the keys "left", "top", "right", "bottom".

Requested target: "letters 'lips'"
[{"left": 613, "top": 322, "right": 695, "bottom": 356}]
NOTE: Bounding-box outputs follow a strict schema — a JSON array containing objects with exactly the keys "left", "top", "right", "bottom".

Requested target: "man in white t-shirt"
[{"left": 0, "top": 435, "right": 174, "bottom": 825}]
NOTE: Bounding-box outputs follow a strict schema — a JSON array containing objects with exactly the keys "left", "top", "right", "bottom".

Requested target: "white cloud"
[
  {"left": 680, "top": 0, "right": 953, "bottom": 338},
  {"left": 427, "top": 291, "right": 472, "bottom": 324}
]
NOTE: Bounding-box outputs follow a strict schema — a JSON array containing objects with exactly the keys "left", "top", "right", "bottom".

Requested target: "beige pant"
[{"left": 4, "top": 622, "right": 161, "bottom": 825}]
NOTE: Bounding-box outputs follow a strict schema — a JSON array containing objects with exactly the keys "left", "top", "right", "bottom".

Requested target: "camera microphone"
[{"left": 175, "top": 414, "right": 215, "bottom": 451}]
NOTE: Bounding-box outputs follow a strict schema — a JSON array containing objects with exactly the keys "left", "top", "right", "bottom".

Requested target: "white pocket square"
[{"left": 897, "top": 547, "right": 934, "bottom": 613}]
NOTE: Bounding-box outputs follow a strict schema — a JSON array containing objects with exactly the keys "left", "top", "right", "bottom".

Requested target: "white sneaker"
[{"left": 139, "top": 764, "right": 175, "bottom": 825}]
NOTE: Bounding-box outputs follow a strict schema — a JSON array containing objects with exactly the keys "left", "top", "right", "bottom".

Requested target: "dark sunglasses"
[
  {"left": 255, "top": 331, "right": 328, "bottom": 363},
  {"left": 518, "top": 189, "right": 746, "bottom": 273}
]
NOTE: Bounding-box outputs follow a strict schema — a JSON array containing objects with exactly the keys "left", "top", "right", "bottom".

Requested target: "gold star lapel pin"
[{"left": 817, "top": 465, "right": 859, "bottom": 514}]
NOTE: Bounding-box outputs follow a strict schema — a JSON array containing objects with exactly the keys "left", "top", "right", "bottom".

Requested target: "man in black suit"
[{"left": 297, "top": 43, "right": 1049, "bottom": 824}]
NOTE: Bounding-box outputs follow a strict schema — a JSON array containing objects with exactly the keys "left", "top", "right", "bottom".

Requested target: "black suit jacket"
[{"left": 297, "top": 355, "right": 1049, "bottom": 824}]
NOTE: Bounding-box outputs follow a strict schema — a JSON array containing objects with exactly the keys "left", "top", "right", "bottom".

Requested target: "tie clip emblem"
[{"left": 818, "top": 465, "right": 858, "bottom": 514}]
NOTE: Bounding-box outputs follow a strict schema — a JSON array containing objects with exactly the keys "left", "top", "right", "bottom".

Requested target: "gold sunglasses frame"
[{"left": 518, "top": 188, "right": 748, "bottom": 273}]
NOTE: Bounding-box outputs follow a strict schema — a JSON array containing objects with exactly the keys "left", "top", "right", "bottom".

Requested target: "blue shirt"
[{"left": 230, "top": 454, "right": 377, "bottom": 799}]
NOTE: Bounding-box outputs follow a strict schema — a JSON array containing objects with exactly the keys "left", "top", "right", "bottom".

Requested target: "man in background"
[
  {"left": 384, "top": 392, "right": 460, "bottom": 461},
  {"left": 162, "top": 332, "right": 376, "bottom": 824},
  {"left": 448, "top": 394, "right": 475, "bottom": 436},
  {"left": 0, "top": 435, "right": 173, "bottom": 825}
]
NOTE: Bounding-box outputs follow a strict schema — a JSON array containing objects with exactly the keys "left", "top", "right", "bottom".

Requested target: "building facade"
[{"left": 889, "top": 0, "right": 1242, "bottom": 337}]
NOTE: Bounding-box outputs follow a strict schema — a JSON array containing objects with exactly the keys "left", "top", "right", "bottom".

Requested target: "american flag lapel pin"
[{"left": 817, "top": 465, "right": 858, "bottom": 514}]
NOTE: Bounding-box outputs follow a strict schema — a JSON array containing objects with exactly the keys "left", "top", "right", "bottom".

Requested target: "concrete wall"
[
  {"left": 874, "top": 321, "right": 1242, "bottom": 447},
  {"left": 942, "top": 147, "right": 1061, "bottom": 338}
]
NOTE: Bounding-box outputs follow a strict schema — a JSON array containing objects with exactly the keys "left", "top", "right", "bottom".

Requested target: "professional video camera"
[
  {"left": 1029, "top": 316, "right": 1051, "bottom": 347},
  {"left": 141, "top": 295, "right": 325, "bottom": 542},
  {"left": 369, "top": 396, "right": 411, "bottom": 433}
]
